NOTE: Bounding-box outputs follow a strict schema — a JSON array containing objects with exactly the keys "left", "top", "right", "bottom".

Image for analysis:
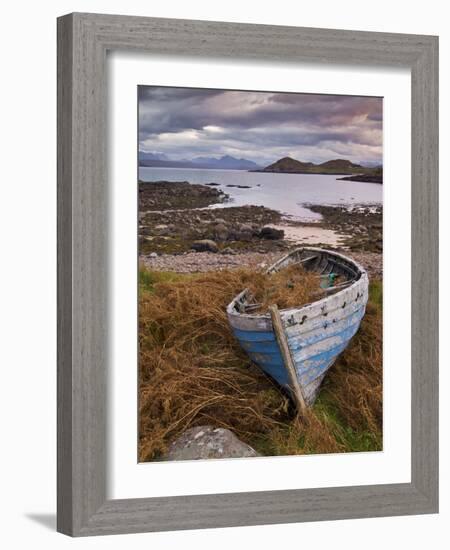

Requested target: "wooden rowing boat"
[{"left": 226, "top": 247, "right": 369, "bottom": 408}]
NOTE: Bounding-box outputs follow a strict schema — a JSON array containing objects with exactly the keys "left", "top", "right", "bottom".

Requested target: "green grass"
[
  {"left": 369, "top": 279, "right": 383, "bottom": 310},
  {"left": 313, "top": 396, "right": 382, "bottom": 452},
  {"left": 139, "top": 268, "right": 188, "bottom": 292}
]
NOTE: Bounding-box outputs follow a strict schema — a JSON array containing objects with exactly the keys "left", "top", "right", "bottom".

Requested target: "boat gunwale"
[{"left": 226, "top": 247, "right": 369, "bottom": 324}]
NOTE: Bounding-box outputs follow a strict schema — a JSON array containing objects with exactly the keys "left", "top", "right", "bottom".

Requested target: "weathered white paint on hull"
[{"left": 227, "top": 247, "right": 369, "bottom": 406}]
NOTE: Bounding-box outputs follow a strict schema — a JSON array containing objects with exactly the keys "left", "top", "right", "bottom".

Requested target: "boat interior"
[{"left": 233, "top": 248, "right": 363, "bottom": 315}]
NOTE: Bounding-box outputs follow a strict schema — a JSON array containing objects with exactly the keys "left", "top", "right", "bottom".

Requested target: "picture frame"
[{"left": 57, "top": 12, "right": 438, "bottom": 536}]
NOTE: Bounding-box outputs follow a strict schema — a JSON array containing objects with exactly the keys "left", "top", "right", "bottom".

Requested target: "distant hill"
[
  {"left": 139, "top": 158, "right": 196, "bottom": 169},
  {"left": 192, "top": 155, "right": 260, "bottom": 170},
  {"left": 254, "top": 156, "right": 374, "bottom": 175},
  {"left": 139, "top": 153, "right": 261, "bottom": 171},
  {"left": 139, "top": 151, "right": 169, "bottom": 163},
  {"left": 261, "top": 157, "right": 316, "bottom": 173},
  {"left": 318, "top": 159, "right": 363, "bottom": 171}
]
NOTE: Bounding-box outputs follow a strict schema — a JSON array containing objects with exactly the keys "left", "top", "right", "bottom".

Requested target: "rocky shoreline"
[
  {"left": 139, "top": 180, "right": 228, "bottom": 210},
  {"left": 139, "top": 181, "right": 286, "bottom": 256},
  {"left": 304, "top": 204, "right": 382, "bottom": 253},
  {"left": 337, "top": 173, "right": 382, "bottom": 184},
  {"left": 139, "top": 180, "right": 382, "bottom": 276}
]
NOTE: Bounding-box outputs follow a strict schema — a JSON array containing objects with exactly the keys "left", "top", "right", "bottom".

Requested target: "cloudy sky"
[{"left": 138, "top": 86, "right": 382, "bottom": 166}]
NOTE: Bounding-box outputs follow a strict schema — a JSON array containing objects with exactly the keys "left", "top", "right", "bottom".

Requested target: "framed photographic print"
[{"left": 57, "top": 13, "right": 438, "bottom": 536}]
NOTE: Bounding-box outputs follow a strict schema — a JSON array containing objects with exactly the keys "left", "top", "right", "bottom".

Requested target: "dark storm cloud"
[
  {"left": 138, "top": 86, "right": 382, "bottom": 165},
  {"left": 138, "top": 86, "right": 223, "bottom": 102}
]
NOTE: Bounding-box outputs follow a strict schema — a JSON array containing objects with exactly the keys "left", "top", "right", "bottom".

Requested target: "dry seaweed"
[
  {"left": 247, "top": 264, "right": 322, "bottom": 312},
  {"left": 139, "top": 267, "right": 382, "bottom": 460}
]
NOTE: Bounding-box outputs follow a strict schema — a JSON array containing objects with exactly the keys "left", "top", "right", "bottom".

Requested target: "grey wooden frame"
[{"left": 57, "top": 12, "right": 438, "bottom": 537}]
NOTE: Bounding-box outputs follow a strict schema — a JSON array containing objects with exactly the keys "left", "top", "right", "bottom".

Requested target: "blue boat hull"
[
  {"left": 227, "top": 248, "right": 369, "bottom": 405},
  {"left": 231, "top": 304, "right": 365, "bottom": 404}
]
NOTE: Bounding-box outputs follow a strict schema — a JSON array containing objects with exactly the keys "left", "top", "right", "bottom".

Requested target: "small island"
[
  {"left": 337, "top": 166, "right": 383, "bottom": 184},
  {"left": 252, "top": 156, "right": 383, "bottom": 182}
]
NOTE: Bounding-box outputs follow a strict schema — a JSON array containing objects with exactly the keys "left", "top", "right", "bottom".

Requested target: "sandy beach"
[{"left": 267, "top": 223, "right": 345, "bottom": 247}]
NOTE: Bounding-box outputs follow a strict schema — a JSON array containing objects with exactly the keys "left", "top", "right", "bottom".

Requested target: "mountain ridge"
[{"left": 139, "top": 153, "right": 261, "bottom": 170}]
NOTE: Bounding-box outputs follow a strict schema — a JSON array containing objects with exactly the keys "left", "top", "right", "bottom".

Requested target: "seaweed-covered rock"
[
  {"left": 259, "top": 226, "right": 285, "bottom": 240},
  {"left": 191, "top": 239, "right": 219, "bottom": 253},
  {"left": 165, "top": 426, "right": 259, "bottom": 461}
]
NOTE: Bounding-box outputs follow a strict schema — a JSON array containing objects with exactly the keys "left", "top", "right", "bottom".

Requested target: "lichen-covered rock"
[
  {"left": 191, "top": 239, "right": 219, "bottom": 253},
  {"left": 164, "top": 426, "right": 259, "bottom": 461}
]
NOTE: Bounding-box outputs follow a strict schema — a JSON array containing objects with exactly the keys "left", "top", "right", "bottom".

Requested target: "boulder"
[
  {"left": 164, "top": 426, "right": 259, "bottom": 461},
  {"left": 191, "top": 239, "right": 219, "bottom": 253},
  {"left": 213, "top": 223, "right": 229, "bottom": 241},
  {"left": 235, "top": 231, "right": 252, "bottom": 242},
  {"left": 259, "top": 226, "right": 284, "bottom": 240},
  {"left": 229, "top": 223, "right": 253, "bottom": 241},
  {"left": 238, "top": 223, "right": 253, "bottom": 233}
]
